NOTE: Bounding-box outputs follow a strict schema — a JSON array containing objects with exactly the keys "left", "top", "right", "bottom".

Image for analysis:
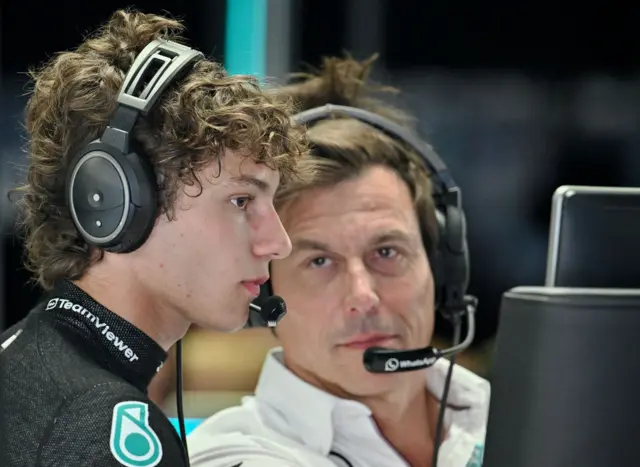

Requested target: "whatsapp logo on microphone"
[{"left": 110, "top": 401, "right": 163, "bottom": 467}]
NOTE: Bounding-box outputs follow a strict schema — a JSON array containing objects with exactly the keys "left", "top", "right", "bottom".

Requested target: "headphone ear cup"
[
  {"left": 67, "top": 141, "right": 157, "bottom": 254},
  {"left": 444, "top": 204, "right": 469, "bottom": 293},
  {"left": 430, "top": 209, "right": 447, "bottom": 309},
  {"left": 114, "top": 149, "right": 158, "bottom": 253},
  {"left": 438, "top": 204, "right": 470, "bottom": 320},
  {"left": 432, "top": 204, "right": 470, "bottom": 321}
]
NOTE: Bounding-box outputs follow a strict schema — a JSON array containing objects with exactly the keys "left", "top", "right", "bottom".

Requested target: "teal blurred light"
[{"left": 224, "top": 0, "right": 267, "bottom": 78}]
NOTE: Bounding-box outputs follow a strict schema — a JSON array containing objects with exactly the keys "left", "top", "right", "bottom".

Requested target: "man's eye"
[
  {"left": 309, "top": 257, "right": 331, "bottom": 268},
  {"left": 377, "top": 247, "right": 397, "bottom": 259},
  {"left": 231, "top": 196, "right": 253, "bottom": 210}
]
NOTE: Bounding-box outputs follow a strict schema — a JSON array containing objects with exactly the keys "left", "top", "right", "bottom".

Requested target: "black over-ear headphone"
[
  {"left": 66, "top": 40, "right": 204, "bottom": 253},
  {"left": 249, "top": 103, "right": 470, "bottom": 325}
]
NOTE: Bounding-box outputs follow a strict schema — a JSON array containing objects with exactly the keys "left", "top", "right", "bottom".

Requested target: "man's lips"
[
  {"left": 241, "top": 277, "right": 268, "bottom": 298},
  {"left": 339, "top": 333, "right": 398, "bottom": 350}
]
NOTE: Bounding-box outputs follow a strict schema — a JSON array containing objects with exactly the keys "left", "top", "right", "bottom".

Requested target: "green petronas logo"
[{"left": 109, "top": 401, "right": 163, "bottom": 467}]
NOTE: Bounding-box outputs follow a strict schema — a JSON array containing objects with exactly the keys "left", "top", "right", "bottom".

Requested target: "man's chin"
[
  {"left": 197, "top": 308, "right": 249, "bottom": 333},
  {"left": 335, "top": 366, "right": 401, "bottom": 398},
  {"left": 223, "top": 313, "right": 251, "bottom": 333}
]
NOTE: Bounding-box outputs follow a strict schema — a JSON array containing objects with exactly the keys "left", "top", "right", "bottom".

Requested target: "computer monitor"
[
  {"left": 545, "top": 185, "right": 640, "bottom": 288},
  {"left": 483, "top": 287, "right": 640, "bottom": 467}
]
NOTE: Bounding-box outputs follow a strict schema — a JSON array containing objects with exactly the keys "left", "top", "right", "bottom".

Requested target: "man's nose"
[
  {"left": 252, "top": 208, "right": 293, "bottom": 260},
  {"left": 343, "top": 262, "right": 380, "bottom": 315}
]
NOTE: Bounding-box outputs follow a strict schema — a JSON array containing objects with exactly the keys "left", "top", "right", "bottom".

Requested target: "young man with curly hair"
[{"left": 0, "top": 9, "right": 310, "bottom": 467}]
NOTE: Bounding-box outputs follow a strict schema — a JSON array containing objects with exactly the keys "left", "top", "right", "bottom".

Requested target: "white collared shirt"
[{"left": 188, "top": 348, "right": 490, "bottom": 467}]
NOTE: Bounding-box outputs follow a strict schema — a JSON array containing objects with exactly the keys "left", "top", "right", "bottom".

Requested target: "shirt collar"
[
  {"left": 254, "top": 347, "right": 490, "bottom": 455},
  {"left": 44, "top": 280, "right": 168, "bottom": 392}
]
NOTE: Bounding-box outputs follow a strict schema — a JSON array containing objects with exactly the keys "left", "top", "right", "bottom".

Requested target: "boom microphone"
[
  {"left": 363, "top": 299, "right": 477, "bottom": 373},
  {"left": 249, "top": 295, "right": 287, "bottom": 327}
]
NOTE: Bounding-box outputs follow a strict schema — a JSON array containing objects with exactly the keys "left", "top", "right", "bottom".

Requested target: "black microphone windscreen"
[
  {"left": 259, "top": 295, "right": 287, "bottom": 327},
  {"left": 363, "top": 346, "right": 440, "bottom": 373}
]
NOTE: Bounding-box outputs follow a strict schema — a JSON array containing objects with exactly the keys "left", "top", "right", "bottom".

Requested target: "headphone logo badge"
[{"left": 384, "top": 358, "right": 400, "bottom": 372}]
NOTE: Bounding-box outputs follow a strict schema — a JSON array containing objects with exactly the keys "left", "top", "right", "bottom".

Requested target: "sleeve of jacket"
[
  {"left": 38, "top": 383, "right": 187, "bottom": 467},
  {"left": 188, "top": 432, "right": 313, "bottom": 467}
]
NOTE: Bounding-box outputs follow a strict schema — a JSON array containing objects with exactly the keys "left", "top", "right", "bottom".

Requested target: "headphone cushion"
[
  {"left": 430, "top": 208, "right": 447, "bottom": 305},
  {"left": 431, "top": 205, "right": 470, "bottom": 310},
  {"left": 114, "top": 149, "right": 158, "bottom": 252}
]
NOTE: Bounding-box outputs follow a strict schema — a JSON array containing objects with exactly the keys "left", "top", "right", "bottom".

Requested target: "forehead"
[
  {"left": 282, "top": 166, "right": 420, "bottom": 243},
  {"left": 201, "top": 149, "right": 280, "bottom": 192}
]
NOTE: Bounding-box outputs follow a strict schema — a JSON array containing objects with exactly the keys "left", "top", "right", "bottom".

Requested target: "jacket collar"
[
  {"left": 253, "top": 347, "right": 491, "bottom": 457},
  {"left": 44, "top": 280, "right": 168, "bottom": 392}
]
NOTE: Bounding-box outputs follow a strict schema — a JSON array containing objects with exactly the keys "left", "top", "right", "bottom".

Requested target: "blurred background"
[{"left": 2, "top": 0, "right": 640, "bottom": 415}]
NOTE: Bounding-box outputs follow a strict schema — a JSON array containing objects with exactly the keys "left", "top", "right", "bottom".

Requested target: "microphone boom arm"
[{"left": 437, "top": 298, "right": 476, "bottom": 359}]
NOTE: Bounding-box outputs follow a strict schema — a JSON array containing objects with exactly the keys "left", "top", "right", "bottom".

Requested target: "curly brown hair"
[
  {"left": 273, "top": 53, "right": 438, "bottom": 254},
  {"left": 12, "top": 9, "right": 311, "bottom": 291}
]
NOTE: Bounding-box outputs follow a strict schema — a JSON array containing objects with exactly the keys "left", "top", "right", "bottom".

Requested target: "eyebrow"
[
  {"left": 292, "top": 230, "right": 413, "bottom": 253},
  {"left": 229, "top": 175, "right": 272, "bottom": 192},
  {"left": 292, "top": 238, "right": 331, "bottom": 253},
  {"left": 371, "top": 229, "right": 414, "bottom": 246}
]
